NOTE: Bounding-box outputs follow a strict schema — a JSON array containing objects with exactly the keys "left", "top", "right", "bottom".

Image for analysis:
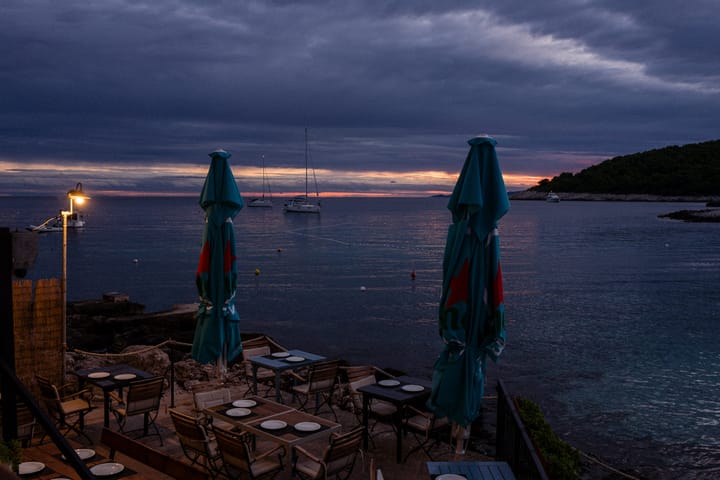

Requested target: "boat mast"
[{"left": 304, "top": 127, "right": 309, "bottom": 199}]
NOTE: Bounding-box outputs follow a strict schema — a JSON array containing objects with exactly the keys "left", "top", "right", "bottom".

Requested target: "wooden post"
[{"left": 0, "top": 227, "right": 18, "bottom": 440}]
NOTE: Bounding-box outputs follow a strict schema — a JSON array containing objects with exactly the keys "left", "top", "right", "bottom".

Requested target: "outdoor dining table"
[
  {"left": 357, "top": 375, "right": 432, "bottom": 463},
  {"left": 248, "top": 349, "right": 325, "bottom": 403},
  {"left": 204, "top": 395, "right": 341, "bottom": 477},
  {"left": 74, "top": 363, "right": 154, "bottom": 428},
  {"left": 17, "top": 437, "right": 147, "bottom": 479},
  {"left": 426, "top": 461, "right": 517, "bottom": 480}
]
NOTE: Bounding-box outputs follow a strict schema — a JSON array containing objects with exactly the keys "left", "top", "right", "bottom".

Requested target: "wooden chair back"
[
  {"left": 193, "top": 388, "right": 231, "bottom": 411},
  {"left": 125, "top": 376, "right": 164, "bottom": 416},
  {"left": 169, "top": 409, "right": 213, "bottom": 459},
  {"left": 306, "top": 360, "right": 340, "bottom": 394},
  {"left": 212, "top": 426, "right": 255, "bottom": 476},
  {"left": 101, "top": 427, "right": 208, "bottom": 480},
  {"left": 322, "top": 427, "right": 364, "bottom": 478}
]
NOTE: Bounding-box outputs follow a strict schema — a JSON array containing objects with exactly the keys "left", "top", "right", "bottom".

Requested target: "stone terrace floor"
[{"left": 37, "top": 377, "right": 499, "bottom": 480}]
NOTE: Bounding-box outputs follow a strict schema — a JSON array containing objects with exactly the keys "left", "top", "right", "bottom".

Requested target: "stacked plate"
[
  {"left": 377, "top": 379, "right": 400, "bottom": 387},
  {"left": 260, "top": 420, "right": 287, "bottom": 430},
  {"left": 294, "top": 421, "right": 321, "bottom": 432},
  {"left": 18, "top": 462, "right": 45, "bottom": 475},
  {"left": 401, "top": 384, "right": 424, "bottom": 392},
  {"left": 225, "top": 407, "right": 252, "bottom": 417},
  {"left": 90, "top": 463, "right": 125, "bottom": 477}
]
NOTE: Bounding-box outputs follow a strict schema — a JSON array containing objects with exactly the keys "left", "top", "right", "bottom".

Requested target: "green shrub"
[
  {"left": 516, "top": 396, "right": 582, "bottom": 480},
  {"left": 0, "top": 438, "right": 23, "bottom": 471}
]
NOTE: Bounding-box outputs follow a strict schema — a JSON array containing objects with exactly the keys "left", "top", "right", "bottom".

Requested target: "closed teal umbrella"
[
  {"left": 192, "top": 149, "right": 244, "bottom": 373},
  {"left": 428, "top": 136, "right": 509, "bottom": 440}
]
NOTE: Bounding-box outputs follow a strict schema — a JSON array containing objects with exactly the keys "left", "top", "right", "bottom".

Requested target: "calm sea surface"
[{"left": 2, "top": 196, "right": 720, "bottom": 478}]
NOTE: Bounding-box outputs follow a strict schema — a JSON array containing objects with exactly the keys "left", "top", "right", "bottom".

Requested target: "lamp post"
[{"left": 61, "top": 183, "right": 89, "bottom": 376}]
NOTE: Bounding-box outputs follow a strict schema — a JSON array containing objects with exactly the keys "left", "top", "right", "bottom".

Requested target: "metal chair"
[
  {"left": 109, "top": 376, "right": 165, "bottom": 445},
  {"left": 291, "top": 359, "right": 341, "bottom": 421},
  {"left": 341, "top": 366, "right": 397, "bottom": 446},
  {"left": 212, "top": 425, "right": 285, "bottom": 480},
  {"left": 293, "top": 426, "right": 364, "bottom": 480},
  {"left": 401, "top": 405, "right": 450, "bottom": 462},
  {"left": 169, "top": 408, "right": 222, "bottom": 479},
  {"left": 35, "top": 375, "right": 94, "bottom": 444}
]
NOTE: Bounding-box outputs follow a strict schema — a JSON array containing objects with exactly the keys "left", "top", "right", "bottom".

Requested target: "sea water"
[{"left": 2, "top": 196, "right": 720, "bottom": 478}]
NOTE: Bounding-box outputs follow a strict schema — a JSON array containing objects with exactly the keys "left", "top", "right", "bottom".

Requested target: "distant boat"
[
  {"left": 546, "top": 192, "right": 560, "bottom": 203},
  {"left": 284, "top": 128, "right": 321, "bottom": 214},
  {"left": 247, "top": 155, "right": 273, "bottom": 208},
  {"left": 29, "top": 212, "right": 86, "bottom": 232}
]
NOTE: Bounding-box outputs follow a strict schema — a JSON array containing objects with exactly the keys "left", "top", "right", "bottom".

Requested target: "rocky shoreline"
[{"left": 509, "top": 191, "right": 720, "bottom": 222}]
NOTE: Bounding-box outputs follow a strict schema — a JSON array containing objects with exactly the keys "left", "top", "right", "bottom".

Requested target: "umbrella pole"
[
  {"left": 217, "top": 343, "right": 228, "bottom": 381},
  {"left": 452, "top": 422, "right": 470, "bottom": 456}
]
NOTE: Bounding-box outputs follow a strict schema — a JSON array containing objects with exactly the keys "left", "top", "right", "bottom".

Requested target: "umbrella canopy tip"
[
  {"left": 209, "top": 149, "right": 231, "bottom": 159},
  {"left": 468, "top": 135, "right": 496, "bottom": 146}
]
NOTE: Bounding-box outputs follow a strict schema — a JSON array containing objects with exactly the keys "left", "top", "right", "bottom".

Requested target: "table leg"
[
  {"left": 274, "top": 373, "right": 283, "bottom": 403},
  {"left": 252, "top": 364, "right": 259, "bottom": 395},
  {"left": 103, "top": 391, "right": 110, "bottom": 428},
  {"left": 394, "top": 410, "right": 402, "bottom": 463},
  {"left": 362, "top": 393, "right": 369, "bottom": 451}
]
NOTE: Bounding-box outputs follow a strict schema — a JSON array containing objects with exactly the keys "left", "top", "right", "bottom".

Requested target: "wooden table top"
[{"left": 19, "top": 440, "right": 163, "bottom": 479}]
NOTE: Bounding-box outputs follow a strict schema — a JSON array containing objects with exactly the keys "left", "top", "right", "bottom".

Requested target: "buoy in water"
[
  {"left": 254, "top": 268, "right": 261, "bottom": 276},
  {"left": 132, "top": 258, "right": 139, "bottom": 264},
  {"left": 411, "top": 270, "right": 416, "bottom": 280},
  {"left": 360, "top": 286, "right": 366, "bottom": 292}
]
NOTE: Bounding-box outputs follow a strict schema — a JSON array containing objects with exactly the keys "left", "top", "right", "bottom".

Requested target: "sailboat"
[
  {"left": 248, "top": 155, "right": 273, "bottom": 208},
  {"left": 284, "top": 128, "right": 321, "bottom": 214}
]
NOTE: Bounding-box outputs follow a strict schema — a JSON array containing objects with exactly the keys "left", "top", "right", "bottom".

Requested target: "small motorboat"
[
  {"left": 29, "top": 212, "right": 86, "bottom": 232},
  {"left": 546, "top": 192, "right": 560, "bottom": 203}
]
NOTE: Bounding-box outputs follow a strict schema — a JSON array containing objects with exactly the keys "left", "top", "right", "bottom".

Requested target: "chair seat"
[
  {"left": 62, "top": 398, "right": 92, "bottom": 415},
  {"left": 252, "top": 457, "right": 285, "bottom": 478},
  {"left": 294, "top": 458, "right": 322, "bottom": 479},
  {"left": 371, "top": 400, "right": 397, "bottom": 417},
  {"left": 406, "top": 413, "right": 448, "bottom": 431}
]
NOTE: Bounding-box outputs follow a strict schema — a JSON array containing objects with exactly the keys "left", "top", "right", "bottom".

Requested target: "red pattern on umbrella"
[
  {"left": 445, "top": 259, "right": 470, "bottom": 308},
  {"left": 492, "top": 263, "right": 504, "bottom": 309},
  {"left": 197, "top": 242, "right": 210, "bottom": 274}
]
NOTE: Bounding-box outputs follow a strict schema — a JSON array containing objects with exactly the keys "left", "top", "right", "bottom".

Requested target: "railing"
[
  {"left": 0, "top": 358, "right": 95, "bottom": 479},
  {"left": 495, "top": 379, "right": 549, "bottom": 480}
]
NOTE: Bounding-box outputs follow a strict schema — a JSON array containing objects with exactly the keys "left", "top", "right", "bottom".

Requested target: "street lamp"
[{"left": 61, "top": 183, "right": 89, "bottom": 375}]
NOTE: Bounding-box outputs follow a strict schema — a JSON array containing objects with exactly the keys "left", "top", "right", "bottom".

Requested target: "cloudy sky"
[{"left": 2, "top": 0, "right": 719, "bottom": 197}]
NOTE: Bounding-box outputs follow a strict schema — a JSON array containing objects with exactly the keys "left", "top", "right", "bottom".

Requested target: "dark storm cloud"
[{"left": 1, "top": 0, "right": 719, "bottom": 194}]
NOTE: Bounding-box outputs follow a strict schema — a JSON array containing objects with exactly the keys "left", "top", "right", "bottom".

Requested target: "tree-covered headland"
[{"left": 529, "top": 140, "right": 720, "bottom": 196}]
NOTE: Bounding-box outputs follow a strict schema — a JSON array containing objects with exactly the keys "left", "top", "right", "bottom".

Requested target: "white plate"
[
  {"left": 113, "top": 373, "right": 136, "bottom": 381},
  {"left": 18, "top": 462, "right": 44, "bottom": 475},
  {"left": 232, "top": 399, "right": 257, "bottom": 408},
  {"left": 260, "top": 420, "right": 287, "bottom": 430},
  {"left": 61, "top": 448, "right": 96, "bottom": 461},
  {"left": 76, "top": 448, "right": 95, "bottom": 460},
  {"left": 401, "top": 384, "right": 424, "bottom": 392},
  {"left": 294, "top": 421, "right": 322, "bottom": 432},
  {"left": 50, "top": 478, "right": 72, "bottom": 480},
  {"left": 271, "top": 351, "right": 290, "bottom": 357},
  {"left": 378, "top": 379, "right": 400, "bottom": 387},
  {"left": 285, "top": 356, "right": 305, "bottom": 362},
  {"left": 436, "top": 474, "right": 466, "bottom": 480},
  {"left": 226, "top": 407, "right": 252, "bottom": 417},
  {"left": 90, "top": 462, "right": 125, "bottom": 477},
  {"left": 88, "top": 371, "right": 110, "bottom": 379}
]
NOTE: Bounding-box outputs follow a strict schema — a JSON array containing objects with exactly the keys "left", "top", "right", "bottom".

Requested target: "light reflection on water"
[{"left": 2, "top": 196, "right": 720, "bottom": 477}]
